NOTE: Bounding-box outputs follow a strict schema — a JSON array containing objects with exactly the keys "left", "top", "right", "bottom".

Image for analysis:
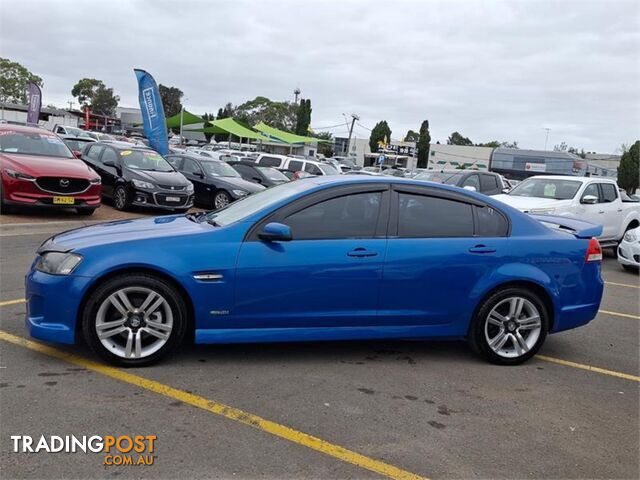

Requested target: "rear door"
[{"left": 379, "top": 185, "right": 510, "bottom": 330}]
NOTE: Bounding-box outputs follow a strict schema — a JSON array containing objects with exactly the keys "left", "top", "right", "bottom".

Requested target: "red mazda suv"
[{"left": 0, "top": 124, "right": 102, "bottom": 215}]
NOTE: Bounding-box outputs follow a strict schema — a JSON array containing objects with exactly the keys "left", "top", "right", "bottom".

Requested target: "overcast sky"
[{"left": 1, "top": 0, "right": 638, "bottom": 152}]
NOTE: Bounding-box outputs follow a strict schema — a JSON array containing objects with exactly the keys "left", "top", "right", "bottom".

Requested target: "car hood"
[
  {"left": 1, "top": 153, "right": 98, "bottom": 179},
  {"left": 212, "top": 176, "right": 266, "bottom": 192},
  {"left": 45, "top": 215, "right": 209, "bottom": 251},
  {"left": 126, "top": 168, "right": 190, "bottom": 186},
  {"left": 492, "top": 194, "right": 573, "bottom": 211}
]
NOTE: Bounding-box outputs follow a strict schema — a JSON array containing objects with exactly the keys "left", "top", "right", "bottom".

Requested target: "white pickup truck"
[{"left": 494, "top": 175, "right": 640, "bottom": 248}]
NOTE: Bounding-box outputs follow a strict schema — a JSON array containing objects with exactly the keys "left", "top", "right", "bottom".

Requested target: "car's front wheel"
[
  {"left": 82, "top": 274, "right": 188, "bottom": 366},
  {"left": 213, "top": 190, "right": 231, "bottom": 210},
  {"left": 113, "top": 185, "right": 130, "bottom": 211},
  {"left": 469, "top": 287, "right": 548, "bottom": 365}
]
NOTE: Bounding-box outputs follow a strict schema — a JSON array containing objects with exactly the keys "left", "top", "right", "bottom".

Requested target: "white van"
[{"left": 255, "top": 154, "right": 339, "bottom": 176}]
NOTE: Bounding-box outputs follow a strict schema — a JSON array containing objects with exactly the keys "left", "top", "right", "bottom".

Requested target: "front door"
[
  {"left": 180, "top": 157, "right": 211, "bottom": 207},
  {"left": 379, "top": 186, "right": 510, "bottom": 332},
  {"left": 233, "top": 185, "right": 389, "bottom": 330}
]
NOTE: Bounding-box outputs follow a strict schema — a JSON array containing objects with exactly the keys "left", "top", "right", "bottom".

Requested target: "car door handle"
[
  {"left": 347, "top": 248, "right": 378, "bottom": 257},
  {"left": 469, "top": 245, "right": 496, "bottom": 254}
]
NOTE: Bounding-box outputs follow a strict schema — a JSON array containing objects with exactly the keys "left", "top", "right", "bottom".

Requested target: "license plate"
[
  {"left": 53, "top": 196, "right": 74, "bottom": 205},
  {"left": 165, "top": 196, "right": 180, "bottom": 202}
]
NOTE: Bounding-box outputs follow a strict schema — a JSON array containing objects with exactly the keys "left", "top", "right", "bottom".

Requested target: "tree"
[
  {"left": 553, "top": 142, "right": 568, "bottom": 152},
  {"left": 71, "top": 78, "right": 119, "bottom": 116},
  {"left": 313, "top": 131, "right": 334, "bottom": 158},
  {"left": 295, "top": 98, "right": 312, "bottom": 136},
  {"left": 159, "top": 84, "right": 183, "bottom": 118},
  {"left": 477, "top": 140, "right": 501, "bottom": 148},
  {"left": 447, "top": 131, "right": 473, "bottom": 146},
  {"left": 417, "top": 120, "right": 431, "bottom": 168},
  {"left": 618, "top": 141, "right": 639, "bottom": 195},
  {"left": 0, "top": 58, "right": 43, "bottom": 104},
  {"left": 233, "top": 96, "right": 297, "bottom": 131},
  {"left": 369, "top": 121, "right": 392, "bottom": 153},
  {"left": 500, "top": 140, "right": 519, "bottom": 149},
  {"left": 202, "top": 113, "right": 214, "bottom": 142},
  {"left": 404, "top": 130, "right": 420, "bottom": 142}
]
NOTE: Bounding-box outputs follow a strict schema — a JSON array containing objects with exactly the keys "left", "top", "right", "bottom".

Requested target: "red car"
[{"left": 0, "top": 124, "right": 102, "bottom": 215}]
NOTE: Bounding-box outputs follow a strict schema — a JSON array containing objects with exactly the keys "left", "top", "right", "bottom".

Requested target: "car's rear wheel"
[
  {"left": 82, "top": 274, "right": 188, "bottom": 366},
  {"left": 469, "top": 287, "right": 548, "bottom": 365},
  {"left": 76, "top": 207, "right": 95, "bottom": 216},
  {"left": 113, "top": 185, "right": 130, "bottom": 211},
  {"left": 213, "top": 190, "right": 231, "bottom": 210}
]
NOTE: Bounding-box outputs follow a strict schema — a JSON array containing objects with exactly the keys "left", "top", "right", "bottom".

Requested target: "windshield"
[
  {"left": 121, "top": 150, "right": 174, "bottom": 172},
  {"left": 0, "top": 130, "right": 74, "bottom": 158},
  {"left": 508, "top": 178, "right": 581, "bottom": 200},
  {"left": 207, "top": 180, "right": 313, "bottom": 226},
  {"left": 414, "top": 171, "right": 464, "bottom": 185},
  {"left": 202, "top": 161, "right": 241, "bottom": 177},
  {"left": 319, "top": 164, "right": 339, "bottom": 175},
  {"left": 257, "top": 166, "right": 288, "bottom": 181}
]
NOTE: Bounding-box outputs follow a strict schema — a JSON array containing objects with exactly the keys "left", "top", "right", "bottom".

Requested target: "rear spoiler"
[{"left": 530, "top": 214, "right": 603, "bottom": 239}]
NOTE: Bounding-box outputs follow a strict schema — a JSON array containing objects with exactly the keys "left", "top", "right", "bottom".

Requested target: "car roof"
[
  {"left": 0, "top": 123, "right": 54, "bottom": 134},
  {"left": 526, "top": 175, "right": 612, "bottom": 182},
  {"left": 96, "top": 140, "right": 153, "bottom": 151},
  {"left": 180, "top": 152, "right": 225, "bottom": 163}
]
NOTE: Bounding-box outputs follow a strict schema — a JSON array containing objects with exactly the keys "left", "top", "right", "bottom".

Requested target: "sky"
[{"left": 1, "top": 0, "right": 638, "bottom": 152}]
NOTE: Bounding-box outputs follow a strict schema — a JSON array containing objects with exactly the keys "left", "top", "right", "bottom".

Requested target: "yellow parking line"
[
  {"left": 605, "top": 281, "right": 640, "bottom": 289},
  {"left": 0, "top": 298, "right": 26, "bottom": 307},
  {"left": 0, "top": 330, "right": 425, "bottom": 480},
  {"left": 599, "top": 310, "right": 640, "bottom": 320},
  {"left": 536, "top": 355, "right": 640, "bottom": 382}
]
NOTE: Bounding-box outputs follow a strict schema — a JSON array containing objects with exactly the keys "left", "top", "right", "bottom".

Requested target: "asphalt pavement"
[{"left": 0, "top": 227, "right": 638, "bottom": 479}]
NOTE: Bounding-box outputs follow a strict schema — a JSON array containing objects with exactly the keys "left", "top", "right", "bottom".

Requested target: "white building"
[
  {"left": 427, "top": 144, "right": 494, "bottom": 170},
  {"left": 0, "top": 102, "right": 79, "bottom": 131}
]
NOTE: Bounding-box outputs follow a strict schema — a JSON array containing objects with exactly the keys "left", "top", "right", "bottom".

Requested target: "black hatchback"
[
  {"left": 81, "top": 142, "right": 194, "bottom": 211},
  {"left": 165, "top": 153, "right": 265, "bottom": 210}
]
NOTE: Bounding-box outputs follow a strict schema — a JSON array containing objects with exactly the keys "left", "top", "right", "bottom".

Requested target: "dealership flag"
[
  {"left": 26, "top": 82, "right": 42, "bottom": 124},
  {"left": 134, "top": 69, "right": 169, "bottom": 155}
]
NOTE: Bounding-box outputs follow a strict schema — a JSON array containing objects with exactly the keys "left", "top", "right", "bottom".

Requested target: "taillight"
[{"left": 585, "top": 237, "right": 602, "bottom": 262}]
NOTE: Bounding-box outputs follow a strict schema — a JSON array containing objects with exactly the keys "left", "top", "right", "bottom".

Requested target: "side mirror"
[
  {"left": 463, "top": 185, "right": 477, "bottom": 192},
  {"left": 581, "top": 195, "right": 598, "bottom": 204},
  {"left": 259, "top": 222, "right": 292, "bottom": 242},
  {"left": 103, "top": 160, "right": 117, "bottom": 168},
  {"left": 73, "top": 150, "right": 82, "bottom": 158},
  {"left": 502, "top": 187, "right": 510, "bottom": 194},
  {"left": 252, "top": 176, "right": 263, "bottom": 183}
]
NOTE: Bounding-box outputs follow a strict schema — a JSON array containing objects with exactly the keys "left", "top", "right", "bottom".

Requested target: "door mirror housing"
[
  {"left": 581, "top": 194, "right": 598, "bottom": 204},
  {"left": 501, "top": 187, "right": 510, "bottom": 194},
  {"left": 259, "top": 222, "right": 292, "bottom": 242},
  {"left": 463, "top": 185, "right": 477, "bottom": 192},
  {"left": 252, "top": 176, "right": 263, "bottom": 183},
  {"left": 103, "top": 160, "right": 117, "bottom": 168},
  {"left": 72, "top": 150, "right": 82, "bottom": 159}
]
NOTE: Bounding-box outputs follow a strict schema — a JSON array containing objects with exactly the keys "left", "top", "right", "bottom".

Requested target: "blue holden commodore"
[{"left": 26, "top": 176, "right": 604, "bottom": 367}]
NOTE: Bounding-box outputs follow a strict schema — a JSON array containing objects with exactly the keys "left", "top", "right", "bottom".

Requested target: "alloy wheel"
[
  {"left": 95, "top": 287, "right": 173, "bottom": 359},
  {"left": 484, "top": 296, "right": 542, "bottom": 358},
  {"left": 214, "top": 192, "right": 230, "bottom": 210},
  {"left": 115, "top": 188, "right": 126, "bottom": 210}
]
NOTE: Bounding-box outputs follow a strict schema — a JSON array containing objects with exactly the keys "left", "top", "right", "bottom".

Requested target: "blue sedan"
[{"left": 25, "top": 176, "right": 604, "bottom": 366}]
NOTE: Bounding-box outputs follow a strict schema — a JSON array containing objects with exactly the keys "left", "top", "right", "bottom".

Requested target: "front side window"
[
  {"left": 165, "top": 156, "right": 182, "bottom": 169},
  {"left": 86, "top": 145, "right": 104, "bottom": 161},
  {"left": 581, "top": 183, "right": 601, "bottom": 202},
  {"left": 201, "top": 161, "right": 240, "bottom": 177},
  {"left": 398, "top": 193, "right": 473, "bottom": 238},
  {"left": 284, "top": 192, "right": 382, "bottom": 240},
  {"left": 462, "top": 175, "right": 481, "bottom": 190},
  {"left": 600, "top": 183, "right": 617, "bottom": 203},
  {"left": 100, "top": 148, "right": 118, "bottom": 165},
  {"left": 120, "top": 150, "right": 174, "bottom": 172},
  {"left": 182, "top": 158, "right": 203, "bottom": 175}
]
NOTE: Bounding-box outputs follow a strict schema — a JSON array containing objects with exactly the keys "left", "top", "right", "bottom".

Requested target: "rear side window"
[
  {"left": 288, "top": 160, "right": 303, "bottom": 171},
  {"left": 398, "top": 193, "right": 473, "bottom": 238},
  {"left": 85, "top": 145, "right": 104, "bottom": 161},
  {"left": 474, "top": 205, "right": 508, "bottom": 237},
  {"left": 600, "top": 183, "right": 617, "bottom": 203},
  {"left": 285, "top": 192, "right": 382, "bottom": 240},
  {"left": 258, "top": 156, "right": 281, "bottom": 168}
]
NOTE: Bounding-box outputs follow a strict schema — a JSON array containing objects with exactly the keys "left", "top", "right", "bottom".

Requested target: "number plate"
[
  {"left": 165, "top": 196, "right": 180, "bottom": 202},
  {"left": 53, "top": 196, "right": 75, "bottom": 205}
]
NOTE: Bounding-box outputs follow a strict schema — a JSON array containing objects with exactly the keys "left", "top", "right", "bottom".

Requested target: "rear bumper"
[{"left": 25, "top": 269, "right": 92, "bottom": 344}]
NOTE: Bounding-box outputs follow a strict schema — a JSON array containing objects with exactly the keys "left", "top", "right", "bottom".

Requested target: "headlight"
[
  {"left": 624, "top": 230, "right": 637, "bottom": 242},
  {"left": 131, "top": 179, "right": 155, "bottom": 189},
  {"left": 35, "top": 252, "right": 83, "bottom": 275},
  {"left": 186, "top": 183, "right": 194, "bottom": 193},
  {"left": 89, "top": 177, "right": 101, "bottom": 185},
  {"left": 4, "top": 169, "right": 35, "bottom": 181},
  {"left": 232, "top": 189, "right": 248, "bottom": 197},
  {"left": 529, "top": 207, "right": 555, "bottom": 214}
]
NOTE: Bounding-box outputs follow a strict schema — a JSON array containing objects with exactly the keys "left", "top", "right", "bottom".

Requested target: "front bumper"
[
  {"left": 25, "top": 269, "right": 93, "bottom": 344},
  {"left": 617, "top": 241, "right": 640, "bottom": 268},
  {"left": 3, "top": 178, "right": 101, "bottom": 208},
  {"left": 130, "top": 188, "right": 194, "bottom": 210}
]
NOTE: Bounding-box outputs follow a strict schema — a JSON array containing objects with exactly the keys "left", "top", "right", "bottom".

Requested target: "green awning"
[
  {"left": 165, "top": 110, "right": 205, "bottom": 128},
  {"left": 254, "top": 122, "right": 326, "bottom": 144},
  {"left": 189, "top": 117, "right": 276, "bottom": 141}
]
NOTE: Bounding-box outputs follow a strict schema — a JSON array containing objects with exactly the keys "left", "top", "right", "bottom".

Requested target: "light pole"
[
  {"left": 543, "top": 127, "right": 551, "bottom": 150},
  {"left": 344, "top": 113, "right": 359, "bottom": 156}
]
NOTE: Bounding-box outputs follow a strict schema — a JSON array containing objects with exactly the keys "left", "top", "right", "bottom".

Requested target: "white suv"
[{"left": 255, "top": 154, "right": 339, "bottom": 176}]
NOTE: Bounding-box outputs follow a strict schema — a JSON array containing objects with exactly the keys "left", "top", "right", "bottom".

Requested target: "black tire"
[
  {"left": 213, "top": 190, "right": 231, "bottom": 210},
  {"left": 81, "top": 273, "right": 188, "bottom": 367},
  {"left": 468, "top": 287, "right": 549, "bottom": 365},
  {"left": 113, "top": 185, "right": 130, "bottom": 211},
  {"left": 622, "top": 264, "right": 639, "bottom": 274},
  {"left": 76, "top": 207, "right": 95, "bottom": 216}
]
